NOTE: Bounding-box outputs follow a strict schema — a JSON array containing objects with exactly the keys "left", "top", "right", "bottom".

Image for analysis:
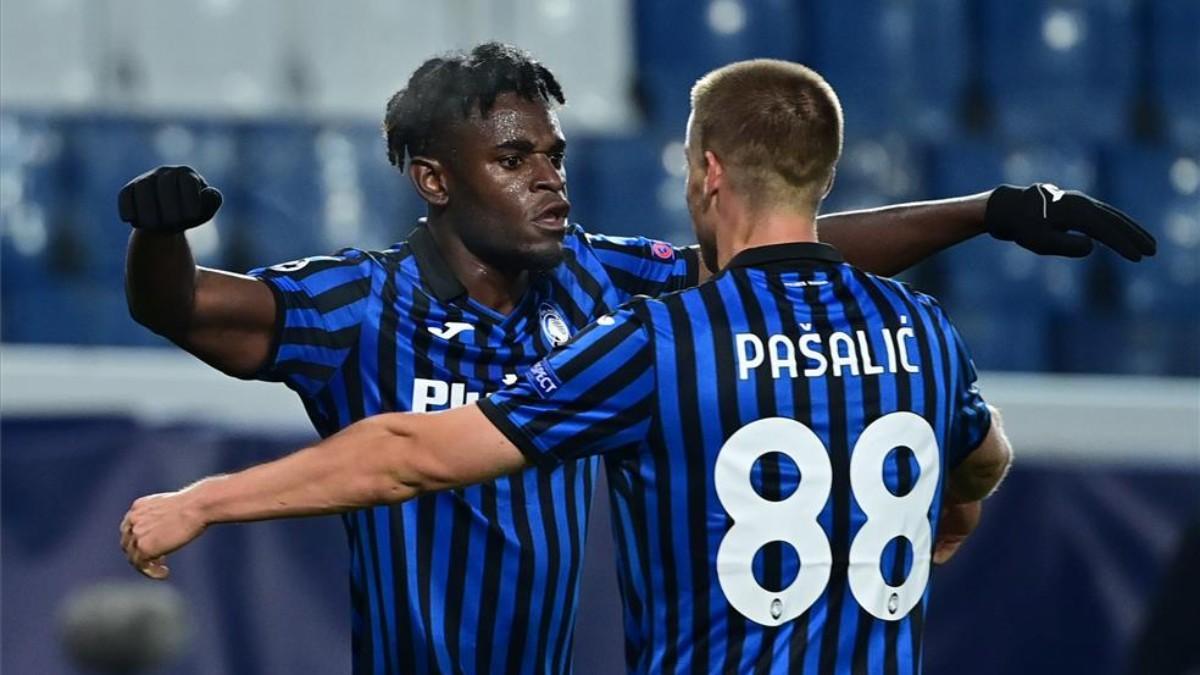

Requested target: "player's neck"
[
  {"left": 427, "top": 220, "right": 530, "bottom": 314},
  {"left": 715, "top": 208, "right": 819, "bottom": 269}
]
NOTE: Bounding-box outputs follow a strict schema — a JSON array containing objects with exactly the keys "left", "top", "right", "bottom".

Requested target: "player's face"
[
  {"left": 443, "top": 93, "right": 570, "bottom": 272},
  {"left": 684, "top": 115, "right": 719, "bottom": 272}
]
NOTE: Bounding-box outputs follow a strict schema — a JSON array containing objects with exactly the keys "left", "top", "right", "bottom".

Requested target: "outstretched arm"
[
  {"left": 810, "top": 184, "right": 1156, "bottom": 278},
  {"left": 120, "top": 405, "right": 525, "bottom": 578}
]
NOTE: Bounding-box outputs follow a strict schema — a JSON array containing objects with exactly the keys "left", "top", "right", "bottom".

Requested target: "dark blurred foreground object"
[
  {"left": 59, "top": 581, "right": 189, "bottom": 674},
  {"left": 1126, "top": 514, "right": 1200, "bottom": 675}
]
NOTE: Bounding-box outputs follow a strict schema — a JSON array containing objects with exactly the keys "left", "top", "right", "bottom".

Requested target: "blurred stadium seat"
[
  {"left": 809, "top": 0, "right": 968, "bottom": 142},
  {"left": 1148, "top": 0, "right": 1200, "bottom": 148},
  {"left": 634, "top": 0, "right": 804, "bottom": 127},
  {"left": 823, "top": 133, "right": 923, "bottom": 212},
  {"left": 981, "top": 0, "right": 1137, "bottom": 142},
  {"left": 234, "top": 121, "right": 326, "bottom": 266},
  {"left": 567, "top": 134, "right": 693, "bottom": 243},
  {"left": 1100, "top": 144, "right": 1200, "bottom": 375}
]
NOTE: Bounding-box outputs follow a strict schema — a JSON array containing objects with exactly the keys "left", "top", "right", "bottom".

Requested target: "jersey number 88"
[{"left": 714, "top": 413, "right": 939, "bottom": 626}]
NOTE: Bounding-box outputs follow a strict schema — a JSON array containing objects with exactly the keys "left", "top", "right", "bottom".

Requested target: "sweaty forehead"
[{"left": 471, "top": 93, "right": 563, "bottom": 144}]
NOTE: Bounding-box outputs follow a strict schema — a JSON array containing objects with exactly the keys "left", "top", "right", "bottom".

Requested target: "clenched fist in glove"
[{"left": 118, "top": 165, "right": 223, "bottom": 233}]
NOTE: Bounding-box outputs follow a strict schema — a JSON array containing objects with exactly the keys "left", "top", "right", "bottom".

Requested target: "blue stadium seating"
[
  {"left": 235, "top": 121, "right": 326, "bottom": 267},
  {"left": 566, "top": 134, "right": 693, "bottom": 243},
  {"left": 1098, "top": 144, "right": 1200, "bottom": 375},
  {"left": 1149, "top": 0, "right": 1200, "bottom": 148},
  {"left": 823, "top": 134, "right": 923, "bottom": 213},
  {"left": 66, "top": 116, "right": 243, "bottom": 277},
  {"left": 1105, "top": 145, "right": 1200, "bottom": 315},
  {"left": 980, "top": 0, "right": 1137, "bottom": 142},
  {"left": 0, "top": 113, "right": 68, "bottom": 293},
  {"left": 316, "top": 122, "right": 424, "bottom": 251},
  {"left": 635, "top": 0, "right": 804, "bottom": 128},
  {"left": 809, "top": 0, "right": 968, "bottom": 142}
]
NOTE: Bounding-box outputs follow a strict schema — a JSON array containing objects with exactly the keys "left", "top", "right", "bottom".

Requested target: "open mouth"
[{"left": 532, "top": 201, "right": 571, "bottom": 230}]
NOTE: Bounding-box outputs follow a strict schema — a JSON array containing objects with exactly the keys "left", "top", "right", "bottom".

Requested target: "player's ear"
[
  {"left": 409, "top": 157, "right": 449, "bottom": 207},
  {"left": 703, "top": 150, "right": 724, "bottom": 199}
]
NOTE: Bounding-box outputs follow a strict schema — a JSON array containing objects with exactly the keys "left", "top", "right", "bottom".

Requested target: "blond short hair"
[{"left": 689, "top": 59, "right": 843, "bottom": 211}]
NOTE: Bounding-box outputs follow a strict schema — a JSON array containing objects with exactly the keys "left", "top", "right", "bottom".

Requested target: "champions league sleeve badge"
[{"left": 538, "top": 303, "right": 572, "bottom": 348}]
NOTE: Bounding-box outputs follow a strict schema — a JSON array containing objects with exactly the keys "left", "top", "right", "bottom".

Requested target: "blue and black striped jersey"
[
  {"left": 481, "top": 242, "right": 992, "bottom": 675},
  {"left": 248, "top": 223, "right": 699, "bottom": 675}
]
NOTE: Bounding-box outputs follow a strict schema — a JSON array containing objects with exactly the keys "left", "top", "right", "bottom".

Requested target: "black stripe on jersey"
[
  {"left": 275, "top": 359, "right": 337, "bottom": 383},
  {"left": 605, "top": 450, "right": 652, "bottom": 671},
  {"left": 307, "top": 278, "right": 373, "bottom": 314},
  {"left": 698, "top": 281, "right": 741, "bottom": 675},
  {"left": 841, "top": 280, "right": 886, "bottom": 675},
  {"left": 551, "top": 457, "right": 584, "bottom": 673},
  {"left": 553, "top": 312, "right": 643, "bottom": 381},
  {"left": 381, "top": 261, "right": 416, "bottom": 674},
  {"left": 533, "top": 465, "right": 564, "bottom": 670},
  {"left": 816, "top": 275, "right": 851, "bottom": 675},
  {"left": 504, "top": 469, "right": 538, "bottom": 675},
  {"left": 582, "top": 236, "right": 639, "bottom": 256},
  {"left": 475, "top": 333, "right": 533, "bottom": 673},
  {"left": 675, "top": 246, "right": 702, "bottom": 290},
  {"left": 442, "top": 317, "right": 487, "bottom": 668},
  {"left": 731, "top": 272, "right": 786, "bottom": 675},
  {"left": 279, "top": 325, "right": 361, "bottom": 350},
  {"left": 562, "top": 250, "right": 611, "bottom": 317},
  {"left": 604, "top": 265, "right": 659, "bottom": 299},
  {"left": 856, "top": 272, "right": 918, "bottom": 675},
  {"left": 892, "top": 288, "right": 941, "bottom": 675},
  {"left": 921, "top": 296, "right": 955, "bottom": 675},
  {"left": 521, "top": 348, "right": 650, "bottom": 445},
  {"left": 363, "top": 511, "right": 396, "bottom": 674},
  {"left": 764, "top": 270, "right": 816, "bottom": 670},
  {"left": 432, "top": 296, "right": 470, "bottom": 670},
  {"left": 659, "top": 297, "right": 696, "bottom": 673},
  {"left": 407, "top": 288, "right": 442, "bottom": 670},
  {"left": 349, "top": 516, "right": 375, "bottom": 675}
]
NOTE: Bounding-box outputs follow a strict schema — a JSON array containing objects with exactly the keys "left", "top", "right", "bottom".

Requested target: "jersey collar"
[
  {"left": 724, "top": 242, "right": 844, "bottom": 270},
  {"left": 407, "top": 221, "right": 469, "bottom": 303}
]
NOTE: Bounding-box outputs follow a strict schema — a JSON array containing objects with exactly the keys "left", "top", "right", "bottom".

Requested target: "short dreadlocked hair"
[{"left": 383, "top": 42, "right": 566, "bottom": 170}]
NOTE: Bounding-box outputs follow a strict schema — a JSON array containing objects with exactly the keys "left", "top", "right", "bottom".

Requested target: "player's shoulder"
[
  {"left": 251, "top": 246, "right": 396, "bottom": 281},
  {"left": 577, "top": 226, "right": 679, "bottom": 258},
  {"left": 613, "top": 280, "right": 701, "bottom": 323},
  {"left": 847, "top": 266, "right": 948, "bottom": 313}
]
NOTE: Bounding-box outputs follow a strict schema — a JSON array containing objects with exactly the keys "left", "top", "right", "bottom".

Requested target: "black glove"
[
  {"left": 117, "top": 165, "right": 223, "bottom": 233},
  {"left": 985, "top": 183, "right": 1157, "bottom": 261}
]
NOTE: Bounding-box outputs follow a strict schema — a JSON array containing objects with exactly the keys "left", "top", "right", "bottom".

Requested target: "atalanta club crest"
[{"left": 539, "top": 303, "right": 572, "bottom": 347}]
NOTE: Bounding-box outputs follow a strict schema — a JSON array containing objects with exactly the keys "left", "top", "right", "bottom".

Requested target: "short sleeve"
[
  {"left": 478, "top": 305, "right": 656, "bottom": 468},
  {"left": 585, "top": 233, "right": 701, "bottom": 300},
  {"left": 945, "top": 321, "right": 993, "bottom": 468},
  {"left": 247, "top": 250, "right": 375, "bottom": 396}
]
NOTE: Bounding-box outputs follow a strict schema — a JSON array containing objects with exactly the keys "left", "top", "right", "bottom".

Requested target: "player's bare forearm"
[
  {"left": 816, "top": 192, "right": 990, "bottom": 277},
  {"left": 193, "top": 415, "right": 430, "bottom": 524},
  {"left": 120, "top": 406, "right": 527, "bottom": 577},
  {"left": 184, "top": 407, "right": 526, "bottom": 524},
  {"left": 945, "top": 405, "right": 1013, "bottom": 504}
]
